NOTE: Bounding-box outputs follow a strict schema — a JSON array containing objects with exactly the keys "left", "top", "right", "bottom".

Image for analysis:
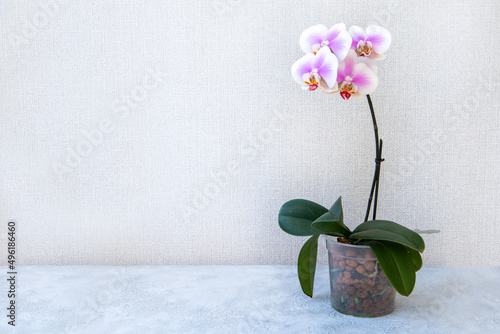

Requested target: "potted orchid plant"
[{"left": 279, "top": 24, "right": 425, "bottom": 317}]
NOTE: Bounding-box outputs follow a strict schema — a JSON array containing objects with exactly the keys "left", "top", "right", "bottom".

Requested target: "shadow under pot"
[{"left": 325, "top": 236, "right": 396, "bottom": 317}]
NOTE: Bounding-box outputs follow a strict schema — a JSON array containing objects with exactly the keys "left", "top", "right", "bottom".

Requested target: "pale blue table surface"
[{"left": 1, "top": 266, "right": 499, "bottom": 333}]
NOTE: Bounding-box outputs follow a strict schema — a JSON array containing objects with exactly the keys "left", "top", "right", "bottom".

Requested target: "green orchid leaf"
[
  {"left": 406, "top": 246, "right": 423, "bottom": 271},
  {"left": 350, "top": 229, "right": 423, "bottom": 253},
  {"left": 278, "top": 199, "right": 328, "bottom": 236},
  {"left": 351, "top": 220, "right": 425, "bottom": 253},
  {"left": 361, "top": 240, "right": 417, "bottom": 296},
  {"left": 311, "top": 211, "right": 351, "bottom": 237},
  {"left": 297, "top": 235, "right": 319, "bottom": 298},
  {"left": 329, "top": 196, "right": 343, "bottom": 222}
]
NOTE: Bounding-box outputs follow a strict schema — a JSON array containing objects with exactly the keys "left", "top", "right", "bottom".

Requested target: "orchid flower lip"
[
  {"left": 338, "top": 81, "right": 358, "bottom": 100},
  {"left": 301, "top": 71, "right": 321, "bottom": 91},
  {"left": 355, "top": 40, "right": 373, "bottom": 57},
  {"left": 340, "top": 91, "right": 351, "bottom": 100}
]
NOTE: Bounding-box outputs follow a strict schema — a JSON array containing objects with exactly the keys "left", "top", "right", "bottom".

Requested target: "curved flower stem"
[{"left": 363, "top": 95, "right": 384, "bottom": 222}]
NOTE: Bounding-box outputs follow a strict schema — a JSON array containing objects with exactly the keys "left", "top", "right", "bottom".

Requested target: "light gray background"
[{"left": 0, "top": 0, "right": 499, "bottom": 265}]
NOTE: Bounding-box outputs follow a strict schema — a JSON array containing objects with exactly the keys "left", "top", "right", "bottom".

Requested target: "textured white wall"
[{"left": 0, "top": 0, "right": 499, "bottom": 266}]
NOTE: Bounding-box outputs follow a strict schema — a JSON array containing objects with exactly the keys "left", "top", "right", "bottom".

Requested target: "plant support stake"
[{"left": 364, "top": 94, "right": 384, "bottom": 222}]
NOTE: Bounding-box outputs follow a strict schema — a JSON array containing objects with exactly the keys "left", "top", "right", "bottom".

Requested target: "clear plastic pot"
[{"left": 326, "top": 236, "right": 395, "bottom": 317}]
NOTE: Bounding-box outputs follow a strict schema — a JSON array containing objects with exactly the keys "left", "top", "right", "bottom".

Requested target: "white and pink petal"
[
  {"left": 315, "top": 47, "right": 338, "bottom": 89},
  {"left": 368, "top": 52, "right": 387, "bottom": 60},
  {"left": 300, "top": 24, "right": 329, "bottom": 54},
  {"left": 366, "top": 25, "right": 391, "bottom": 55},
  {"left": 291, "top": 54, "right": 316, "bottom": 86},
  {"left": 348, "top": 25, "right": 366, "bottom": 49},
  {"left": 326, "top": 23, "right": 346, "bottom": 42},
  {"left": 338, "top": 49, "right": 357, "bottom": 79},
  {"left": 351, "top": 63, "right": 379, "bottom": 95},
  {"left": 329, "top": 30, "right": 352, "bottom": 61}
]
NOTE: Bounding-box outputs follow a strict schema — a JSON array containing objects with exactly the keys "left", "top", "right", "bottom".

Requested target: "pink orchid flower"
[
  {"left": 291, "top": 47, "right": 338, "bottom": 91},
  {"left": 349, "top": 25, "right": 391, "bottom": 60},
  {"left": 336, "top": 50, "right": 378, "bottom": 100},
  {"left": 299, "top": 23, "right": 352, "bottom": 61}
]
